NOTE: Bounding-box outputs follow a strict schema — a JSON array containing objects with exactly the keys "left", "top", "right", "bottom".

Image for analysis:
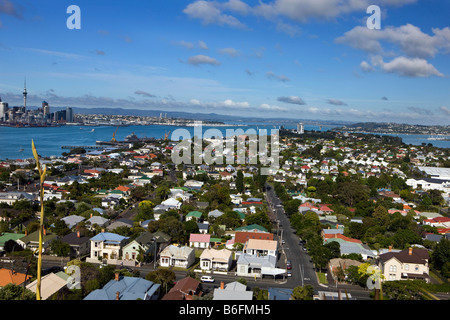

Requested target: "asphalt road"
[
  {"left": 264, "top": 183, "right": 371, "bottom": 300},
  {"left": 265, "top": 184, "right": 318, "bottom": 289}
]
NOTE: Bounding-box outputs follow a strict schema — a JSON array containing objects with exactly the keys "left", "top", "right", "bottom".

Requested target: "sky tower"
[{"left": 23, "top": 78, "right": 27, "bottom": 109}]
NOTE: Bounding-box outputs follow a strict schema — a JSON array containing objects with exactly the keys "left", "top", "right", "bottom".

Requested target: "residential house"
[
  {"left": 0, "top": 192, "right": 35, "bottom": 206},
  {"left": 197, "top": 222, "right": 209, "bottom": 234},
  {"left": 0, "top": 268, "right": 32, "bottom": 288},
  {"left": 86, "top": 215, "right": 110, "bottom": 230},
  {"left": 208, "top": 209, "right": 224, "bottom": 219},
  {"left": 200, "top": 248, "right": 233, "bottom": 272},
  {"left": 213, "top": 281, "right": 253, "bottom": 300},
  {"left": 161, "top": 198, "right": 182, "bottom": 210},
  {"left": 122, "top": 232, "right": 157, "bottom": 266},
  {"left": 61, "top": 215, "right": 85, "bottom": 229},
  {"left": 0, "top": 232, "right": 25, "bottom": 251},
  {"left": 236, "top": 253, "right": 285, "bottom": 279},
  {"left": 84, "top": 273, "right": 160, "bottom": 300},
  {"left": 242, "top": 239, "right": 278, "bottom": 258},
  {"left": 186, "top": 211, "right": 203, "bottom": 222},
  {"left": 60, "top": 231, "right": 90, "bottom": 258},
  {"left": 235, "top": 224, "right": 268, "bottom": 234},
  {"left": 162, "top": 276, "right": 202, "bottom": 300},
  {"left": 234, "top": 231, "right": 273, "bottom": 245},
  {"left": 17, "top": 228, "right": 58, "bottom": 253},
  {"left": 159, "top": 245, "right": 195, "bottom": 269},
  {"left": 189, "top": 233, "right": 211, "bottom": 249},
  {"left": 106, "top": 218, "right": 134, "bottom": 231},
  {"left": 378, "top": 247, "right": 430, "bottom": 283},
  {"left": 87, "top": 232, "right": 129, "bottom": 265},
  {"left": 26, "top": 272, "right": 69, "bottom": 300},
  {"left": 101, "top": 197, "right": 120, "bottom": 209}
]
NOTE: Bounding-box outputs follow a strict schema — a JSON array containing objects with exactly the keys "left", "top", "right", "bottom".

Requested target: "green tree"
[
  {"left": 236, "top": 170, "right": 244, "bottom": 193},
  {"left": 291, "top": 285, "right": 314, "bottom": 300},
  {"left": 0, "top": 284, "right": 36, "bottom": 300},
  {"left": 431, "top": 238, "right": 450, "bottom": 271},
  {"left": 145, "top": 269, "right": 176, "bottom": 295},
  {"left": 51, "top": 219, "right": 71, "bottom": 237},
  {"left": 50, "top": 239, "right": 70, "bottom": 256},
  {"left": 284, "top": 199, "right": 302, "bottom": 217}
]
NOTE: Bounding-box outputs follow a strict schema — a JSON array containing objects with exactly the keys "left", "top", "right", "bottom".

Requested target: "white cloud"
[
  {"left": 183, "top": 0, "right": 247, "bottom": 29},
  {"left": 198, "top": 40, "right": 209, "bottom": 50},
  {"left": 259, "top": 103, "right": 287, "bottom": 111},
  {"left": 439, "top": 106, "right": 450, "bottom": 116},
  {"left": 336, "top": 24, "right": 450, "bottom": 59},
  {"left": 218, "top": 47, "right": 241, "bottom": 57},
  {"left": 326, "top": 98, "right": 347, "bottom": 106},
  {"left": 372, "top": 55, "right": 444, "bottom": 78},
  {"left": 360, "top": 60, "right": 374, "bottom": 72},
  {"left": 186, "top": 54, "right": 221, "bottom": 66},
  {"left": 277, "top": 96, "right": 306, "bottom": 105}
]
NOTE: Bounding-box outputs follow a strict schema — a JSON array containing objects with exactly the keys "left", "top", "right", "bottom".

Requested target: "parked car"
[
  {"left": 200, "top": 275, "right": 215, "bottom": 283},
  {"left": 286, "top": 261, "right": 292, "bottom": 270}
]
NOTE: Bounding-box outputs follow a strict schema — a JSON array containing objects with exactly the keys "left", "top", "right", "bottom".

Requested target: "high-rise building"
[
  {"left": 297, "top": 122, "right": 304, "bottom": 134},
  {"left": 0, "top": 97, "right": 8, "bottom": 120},
  {"left": 66, "top": 107, "right": 73, "bottom": 122},
  {"left": 42, "top": 101, "right": 50, "bottom": 118}
]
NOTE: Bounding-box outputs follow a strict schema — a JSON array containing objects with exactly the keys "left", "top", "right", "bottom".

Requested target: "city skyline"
[{"left": 0, "top": 0, "right": 449, "bottom": 125}]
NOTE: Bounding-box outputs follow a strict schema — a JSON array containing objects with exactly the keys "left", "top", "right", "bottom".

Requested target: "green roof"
[
  {"left": 0, "top": 232, "right": 25, "bottom": 246},
  {"left": 186, "top": 211, "right": 203, "bottom": 218},
  {"left": 235, "top": 224, "right": 268, "bottom": 232}
]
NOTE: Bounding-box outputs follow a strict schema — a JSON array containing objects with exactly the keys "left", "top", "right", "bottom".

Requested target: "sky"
[{"left": 0, "top": 0, "right": 449, "bottom": 125}]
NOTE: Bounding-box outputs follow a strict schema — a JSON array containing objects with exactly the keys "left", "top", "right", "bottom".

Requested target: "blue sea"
[{"left": 0, "top": 122, "right": 448, "bottom": 160}]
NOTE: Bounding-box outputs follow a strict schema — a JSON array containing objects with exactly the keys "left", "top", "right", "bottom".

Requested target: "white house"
[
  {"left": 87, "top": 232, "right": 129, "bottom": 265},
  {"left": 161, "top": 198, "right": 182, "bottom": 210},
  {"left": 200, "top": 248, "right": 233, "bottom": 272},
  {"left": 159, "top": 245, "right": 195, "bottom": 269},
  {"left": 189, "top": 233, "right": 211, "bottom": 249},
  {"left": 243, "top": 239, "right": 278, "bottom": 258}
]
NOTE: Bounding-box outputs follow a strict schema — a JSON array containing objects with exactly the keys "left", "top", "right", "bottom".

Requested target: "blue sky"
[{"left": 0, "top": 0, "right": 449, "bottom": 124}]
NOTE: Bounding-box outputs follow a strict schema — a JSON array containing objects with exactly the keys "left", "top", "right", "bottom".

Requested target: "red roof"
[
  {"left": 189, "top": 233, "right": 210, "bottom": 243},
  {"left": 325, "top": 233, "right": 362, "bottom": 244},
  {"left": 235, "top": 231, "right": 273, "bottom": 244}
]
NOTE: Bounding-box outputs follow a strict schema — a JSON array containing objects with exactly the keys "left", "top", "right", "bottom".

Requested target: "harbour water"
[{"left": 0, "top": 123, "right": 448, "bottom": 160}]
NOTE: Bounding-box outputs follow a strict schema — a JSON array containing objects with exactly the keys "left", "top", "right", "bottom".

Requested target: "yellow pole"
[{"left": 32, "top": 140, "right": 46, "bottom": 300}]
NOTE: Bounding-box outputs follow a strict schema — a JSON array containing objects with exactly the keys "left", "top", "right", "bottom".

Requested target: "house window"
[
  {"left": 404, "top": 264, "right": 409, "bottom": 271},
  {"left": 389, "top": 265, "right": 397, "bottom": 272},
  {"left": 415, "top": 265, "right": 419, "bottom": 271}
]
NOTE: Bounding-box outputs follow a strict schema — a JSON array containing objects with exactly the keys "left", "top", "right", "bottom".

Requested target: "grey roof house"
[{"left": 84, "top": 273, "right": 160, "bottom": 300}]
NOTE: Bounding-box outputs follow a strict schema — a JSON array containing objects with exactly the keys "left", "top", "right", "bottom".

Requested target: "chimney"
[
  {"left": 43, "top": 227, "right": 46, "bottom": 236},
  {"left": 101, "top": 228, "right": 105, "bottom": 233},
  {"left": 388, "top": 245, "right": 392, "bottom": 252},
  {"left": 409, "top": 247, "right": 412, "bottom": 256},
  {"left": 77, "top": 231, "right": 80, "bottom": 238},
  {"left": 90, "top": 213, "right": 93, "bottom": 218},
  {"left": 220, "top": 281, "right": 224, "bottom": 290},
  {"left": 115, "top": 272, "right": 120, "bottom": 281},
  {"left": 116, "top": 291, "right": 120, "bottom": 300}
]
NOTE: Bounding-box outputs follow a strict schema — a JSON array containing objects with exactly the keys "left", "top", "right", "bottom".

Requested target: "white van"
[{"left": 200, "top": 275, "right": 215, "bottom": 283}]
